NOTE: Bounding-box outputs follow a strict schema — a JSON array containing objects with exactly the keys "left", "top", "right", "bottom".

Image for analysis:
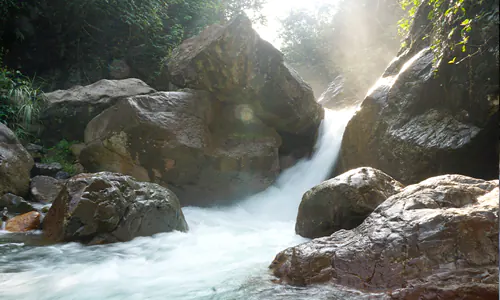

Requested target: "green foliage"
[
  {"left": 0, "top": 53, "right": 46, "bottom": 140},
  {"left": 41, "top": 140, "right": 78, "bottom": 175},
  {"left": 279, "top": 0, "right": 403, "bottom": 95},
  {"left": 0, "top": 0, "right": 266, "bottom": 89},
  {"left": 398, "top": 0, "right": 492, "bottom": 64}
]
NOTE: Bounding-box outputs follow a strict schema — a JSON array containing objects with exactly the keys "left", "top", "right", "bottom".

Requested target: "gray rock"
[
  {"left": 296, "top": 167, "right": 404, "bottom": 238},
  {"left": 0, "top": 123, "right": 34, "bottom": 197},
  {"left": 40, "top": 78, "right": 155, "bottom": 144},
  {"left": 167, "top": 15, "right": 323, "bottom": 157},
  {"left": 31, "top": 162, "right": 63, "bottom": 177},
  {"left": 30, "top": 176, "right": 65, "bottom": 204},
  {"left": 43, "top": 172, "right": 188, "bottom": 244},
  {"left": 25, "top": 143, "right": 44, "bottom": 161},
  {"left": 0, "top": 193, "right": 35, "bottom": 214},
  {"left": 80, "top": 91, "right": 280, "bottom": 206},
  {"left": 271, "top": 175, "right": 499, "bottom": 298}
]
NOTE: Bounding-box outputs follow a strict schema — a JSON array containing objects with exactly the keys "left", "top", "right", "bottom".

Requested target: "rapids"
[{"left": 0, "top": 109, "right": 371, "bottom": 300}]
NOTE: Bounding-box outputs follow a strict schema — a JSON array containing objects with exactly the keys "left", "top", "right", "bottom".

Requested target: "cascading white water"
[{"left": 0, "top": 109, "right": 361, "bottom": 300}]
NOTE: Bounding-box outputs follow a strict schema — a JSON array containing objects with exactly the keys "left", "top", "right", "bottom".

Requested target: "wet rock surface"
[
  {"left": 271, "top": 175, "right": 499, "bottom": 298},
  {"left": 30, "top": 176, "right": 65, "bottom": 204},
  {"left": 0, "top": 123, "right": 34, "bottom": 197},
  {"left": 5, "top": 211, "right": 41, "bottom": 232},
  {"left": 335, "top": 1, "right": 499, "bottom": 184},
  {"left": 80, "top": 91, "right": 280, "bottom": 206},
  {"left": 167, "top": 14, "right": 323, "bottom": 156},
  {"left": 40, "top": 78, "right": 155, "bottom": 144},
  {"left": 296, "top": 167, "right": 403, "bottom": 238},
  {"left": 31, "top": 162, "right": 63, "bottom": 177},
  {"left": 43, "top": 172, "right": 188, "bottom": 244},
  {"left": 0, "top": 193, "right": 36, "bottom": 214}
]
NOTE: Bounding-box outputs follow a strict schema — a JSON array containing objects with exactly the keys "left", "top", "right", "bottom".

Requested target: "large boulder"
[
  {"left": 335, "top": 2, "right": 499, "bottom": 184},
  {"left": 43, "top": 172, "right": 188, "bottom": 244},
  {"left": 270, "top": 175, "right": 499, "bottom": 298},
  {"left": 80, "top": 91, "right": 280, "bottom": 206},
  {"left": 40, "top": 78, "right": 155, "bottom": 144},
  {"left": 0, "top": 123, "right": 34, "bottom": 197},
  {"left": 296, "top": 167, "right": 404, "bottom": 238},
  {"left": 167, "top": 15, "right": 324, "bottom": 156}
]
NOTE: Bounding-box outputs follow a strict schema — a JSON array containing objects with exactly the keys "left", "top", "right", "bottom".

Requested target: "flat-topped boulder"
[{"left": 41, "top": 78, "right": 155, "bottom": 144}]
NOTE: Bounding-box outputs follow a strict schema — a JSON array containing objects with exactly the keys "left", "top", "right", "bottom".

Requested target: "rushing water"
[{"left": 0, "top": 109, "right": 370, "bottom": 300}]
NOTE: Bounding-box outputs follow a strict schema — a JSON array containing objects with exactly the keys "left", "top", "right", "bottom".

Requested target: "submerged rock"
[
  {"left": 0, "top": 193, "right": 36, "bottom": 214},
  {"left": 80, "top": 91, "right": 280, "bottom": 206},
  {"left": 296, "top": 167, "right": 403, "bottom": 238},
  {"left": 30, "top": 176, "right": 65, "bottom": 204},
  {"left": 5, "top": 211, "right": 41, "bottom": 232},
  {"left": 271, "top": 175, "right": 499, "bottom": 298},
  {"left": 43, "top": 172, "right": 188, "bottom": 244},
  {"left": 40, "top": 78, "right": 155, "bottom": 144},
  {"left": 167, "top": 14, "right": 323, "bottom": 156},
  {"left": 0, "top": 123, "right": 34, "bottom": 197}
]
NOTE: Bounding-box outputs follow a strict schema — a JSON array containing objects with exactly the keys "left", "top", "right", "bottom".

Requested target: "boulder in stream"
[
  {"left": 43, "top": 172, "right": 188, "bottom": 244},
  {"left": 271, "top": 175, "right": 499, "bottom": 298},
  {"left": 30, "top": 176, "right": 65, "bottom": 204},
  {"left": 5, "top": 211, "right": 41, "bottom": 232},
  {"left": 296, "top": 167, "right": 403, "bottom": 238}
]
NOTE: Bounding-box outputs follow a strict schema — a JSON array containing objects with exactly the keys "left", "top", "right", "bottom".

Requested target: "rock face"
[
  {"left": 167, "top": 14, "right": 324, "bottom": 156},
  {"left": 0, "top": 123, "right": 34, "bottom": 197},
  {"left": 270, "top": 175, "right": 499, "bottom": 298},
  {"left": 41, "top": 78, "right": 155, "bottom": 144},
  {"left": 5, "top": 211, "right": 41, "bottom": 232},
  {"left": 0, "top": 193, "right": 35, "bottom": 214},
  {"left": 30, "top": 176, "right": 65, "bottom": 203},
  {"left": 317, "top": 75, "right": 363, "bottom": 110},
  {"left": 43, "top": 172, "right": 188, "bottom": 244},
  {"left": 80, "top": 91, "right": 280, "bottom": 206},
  {"left": 335, "top": 2, "right": 499, "bottom": 184},
  {"left": 296, "top": 167, "right": 403, "bottom": 238}
]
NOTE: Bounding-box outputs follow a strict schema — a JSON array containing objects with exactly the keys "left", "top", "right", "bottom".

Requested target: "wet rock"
[
  {"left": 31, "top": 162, "right": 62, "bottom": 177},
  {"left": 0, "top": 193, "right": 36, "bottom": 214},
  {"left": 335, "top": 1, "right": 499, "bottom": 184},
  {"left": 271, "top": 175, "right": 499, "bottom": 297},
  {"left": 296, "top": 167, "right": 404, "bottom": 238},
  {"left": 80, "top": 91, "right": 280, "bottom": 206},
  {"left": 167, "top": 14, "right": 323, "bottom": 156},
  {"left": 0, "top": 123, "right": 34, "bottom": 197},
  {"left": 55, "top": 171, "right": 71, "bottom": 180},
  {"left": 25, "top": 143, "right": 44, "bottom": 162},
  {"left": 30, "top": 176, "right": 65, "bottom": 204},
  {"left": 317, "top": 75, "right": 363, "bottom": 110},
  {"left": 43, "top": 172, "right": 188, "bottom": 244},
  {"left": 40, "top": 78, "right": 155, "bottom": 144},
  {"left": 5, "top": 211, "right": 41, "bottom": 232}
]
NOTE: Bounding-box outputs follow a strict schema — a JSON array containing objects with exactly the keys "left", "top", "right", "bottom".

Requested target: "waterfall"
[{"left": 0, "top": 108, "right": 357, "bottom": 300}]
